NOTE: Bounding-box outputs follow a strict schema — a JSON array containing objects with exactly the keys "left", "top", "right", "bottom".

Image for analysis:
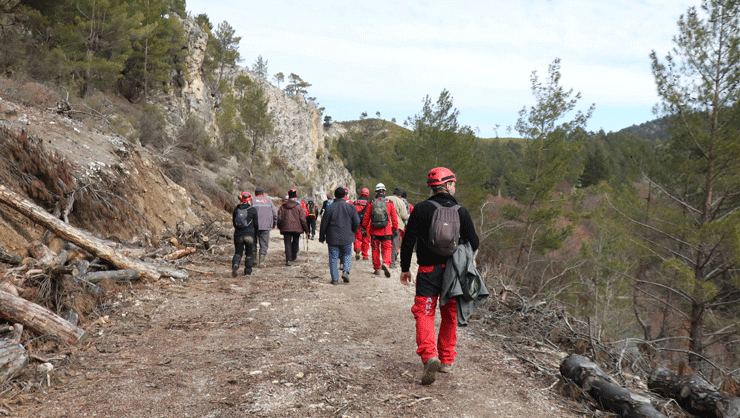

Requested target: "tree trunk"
[
  {"left": 560, "top": 354, "right": 667, "bottom": 418},
  {"left": 0, "top": 290, "right": 88, "bottom": 346},
  {"left": 0, "top": 185, "right": 161, "bottom": 281},
  {"left": 648, "top": 367, "right": 740, "bottom": 418}
]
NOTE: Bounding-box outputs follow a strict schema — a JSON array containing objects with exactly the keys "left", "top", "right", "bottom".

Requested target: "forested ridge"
[{"left": 3, "top": 0, "right": 740, "bottom": 405}]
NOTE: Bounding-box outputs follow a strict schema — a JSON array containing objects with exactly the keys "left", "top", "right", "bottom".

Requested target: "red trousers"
[
  {"left": 411, "top": 296, "right": 457, "bottom": 365},
  {"left": 353, "top": 229, "right": 370, "bottom": 259},
  {"left": 370, "top": 237, "right": 392, "bottom": 270}
]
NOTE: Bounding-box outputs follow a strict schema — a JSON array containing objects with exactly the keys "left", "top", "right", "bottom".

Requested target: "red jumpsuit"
[
  {"left": 353, "top": 198, "right": 370, "bottom": 259},
  {"left": 361, "top": 196, "right": 398, "bottom": 271}
]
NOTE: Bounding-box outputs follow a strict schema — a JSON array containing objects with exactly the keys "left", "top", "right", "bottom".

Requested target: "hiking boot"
[
  {"left": 244, "top": 267, "right": 252, "bottom": 276},
  {"left": 329, "top": 280, "right": 338, "bottom": 285},
  {"left": 286, "top": 260, "right": 292, "bottom": 266},
  {"left": 421, "top": 357, "right": 441, "bottom": 385},
  {"left": 355, "top": 249, "right": 361, "bottom": 260},
  {"left": 389, "top": 263, "right": 397, "bottom": 269},
  {"left": 231, "top": 264, "right": 239, "bottom": 277},
  {"left": 342, "top": 272, "right": 350, "bottom": 283},
  {"left": 381, "top": 264, "right": 391, "bottom": 278},
  {"left": 258, "top": 254, "right": 264, "bottom": 268},
  {"left": 374, "top": 269, "right": 382, "bottom": 275},
  {"left": 439, "top": 363, "right": 453, "bottom": 373}
]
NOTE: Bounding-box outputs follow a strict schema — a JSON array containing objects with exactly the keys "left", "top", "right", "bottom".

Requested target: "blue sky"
[{"left": 185, "top": 0, "right": 694, "bottom": 138}]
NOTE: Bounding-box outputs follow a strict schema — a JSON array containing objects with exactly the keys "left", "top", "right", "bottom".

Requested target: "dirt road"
[{"left": 12, "top": 230, "right": 579, "bottom": 417}]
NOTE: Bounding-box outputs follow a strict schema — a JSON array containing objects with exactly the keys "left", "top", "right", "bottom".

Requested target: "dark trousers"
[
  {"left": 307, "top": 217, "right": 317, "bottom": 237},
  {"left": 232, "top": 232, "right": 254, "bottom": 274},
  {"left": 283, "top": 232, "right": 301, "bottom": 262}
]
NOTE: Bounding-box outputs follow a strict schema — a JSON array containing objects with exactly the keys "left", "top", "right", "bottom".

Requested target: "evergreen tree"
[
  {"left": 508, "top": 58, "right": 593, "bottom": 265},
  {"left": 234, "top": 75, "right": 274, "bottom": 159},
  {"left": 212, "top": 21, "right": 241, "bottom": 91},
  {"left": 272, "top": 72, "right": 284, "bottom": 89},
  {"left": 285, "top": 73, "right": 310, "bottom": 96},
  {"left": 252, "top": 55, "right": 268, "bottom": 78},
  {"left": 637, "top": 0, "right": 740, "bottom": 370},
  {"left": 392, "top": 89, "right": 487, "bottom": 208}
]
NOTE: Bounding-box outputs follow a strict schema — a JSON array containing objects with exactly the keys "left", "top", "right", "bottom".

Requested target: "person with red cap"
[
  {"left": 277, "top": 189, "right": 309, "bottom": 266},
  {"left": 361, "top": 183, "right": 398, "bottom": 277},
  {"left": 232, "top": 191, "right": 259, "bottom": 277},
  {"left": 400, "top": 167, "right": 479, "bottom": 385},
  {"left": 353, "top": 187, "right": 371, "bottom": 260}
]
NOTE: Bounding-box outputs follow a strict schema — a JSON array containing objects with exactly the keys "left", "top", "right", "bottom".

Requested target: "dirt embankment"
[{"left": 8, "top": 230, "right": 581, "bottom": 417}]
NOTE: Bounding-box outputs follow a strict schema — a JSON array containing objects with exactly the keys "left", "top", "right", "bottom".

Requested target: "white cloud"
[{"left": 186, "top": 0, "right": 695, "bottom": 137}]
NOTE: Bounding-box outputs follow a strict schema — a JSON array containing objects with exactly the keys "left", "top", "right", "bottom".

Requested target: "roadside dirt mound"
[{"left": 8, "top": 231, "right": 581, "bottom": 417}]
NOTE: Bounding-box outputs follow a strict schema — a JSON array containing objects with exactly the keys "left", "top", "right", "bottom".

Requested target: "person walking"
[
  {"left": 319, "top": 192, "right": 333, "bottom": 218},
  {"left": 353, "top": 187, "right": 371, "bottom": 260},
  {"left": 361, "top": 183, "right": 398, "bottom": 278},
  {"left": 252, "top": 186, "right": 277, "bottom": 268},
  {"left": 400, "top": 167, "right": 480, "bottom": 385},
  {"left": 277, "top": 189, "right": 308, "bottom": 266},
  {"left": 232, "top": 191, "right": 259, "bottom": 277},
  {"left": 387, "top": 186, "right": 409, "bottom": 268},
  {"left": 306, "top": 198, "right": 319, "bottom": 239},
  {"left": 318, "top": 187, "right": 360, "bottom": 285}
]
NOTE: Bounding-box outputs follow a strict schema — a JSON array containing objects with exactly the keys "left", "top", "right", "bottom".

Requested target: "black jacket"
[
  {"left": 400, "top": 192, "right": 478, "bottom": 272},
  {"left": 233, "top": 202, "right": 259, "bottom": 240},
  {"left": 319, "top": 198, "right": 360, "bottom": 246}
]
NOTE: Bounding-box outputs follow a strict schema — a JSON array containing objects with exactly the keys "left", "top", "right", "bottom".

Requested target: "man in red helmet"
[
  {"left": 400, "top": 167, "right": 479, "bottom": 385},
  {"left": 362, "top": 183, "right": 398, "bottom": 277},
  {"left": 232, "top": 191, "right": 259, "bottom": 277},
  {"left": 353, "top": 187, "right": 371, "bottom": 260}
]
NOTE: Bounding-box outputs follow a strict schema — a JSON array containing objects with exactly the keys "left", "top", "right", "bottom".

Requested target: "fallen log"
[
  {"left": 163, "top": 246, "right": 196, "bottom": 260},
  {"left": 86, "top": 269, "right": 139, "bottom": 284},
  {"left": 0, "top": 246, "right": 22, "bottom": 265},
  {"left": 560, "top": 354, "right": 667, "bottom": 418},
  {"left": 648, "top": 367, "right": 740, "bottom": 418},
  {"left": 0, "top": 324, "right": 28, "bottom": 383},
  {"left": 0, "top": 290, "right": 87, "bottom": 346},
  {"left": 0, "top": 185, "right": 160, "bottom": 281},
  {"left": 28, "top": 240, "right": 56, "bottom": 266}
]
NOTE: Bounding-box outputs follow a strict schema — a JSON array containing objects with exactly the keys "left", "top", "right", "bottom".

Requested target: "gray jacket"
[{"left": 441, "top": 242, "right": 489, "bottom": 327}]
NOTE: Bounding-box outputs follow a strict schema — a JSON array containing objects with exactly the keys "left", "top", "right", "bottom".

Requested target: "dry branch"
[
  {"left": 0, "top": 324, "right": 28, "bottom": 383},
  {"left": 163, "top": 247, "right": 196, "bottom": 260},
  {"left": 0, "top": 185, "right": 161, "bottom": 280},
  {"left": 0, "top": 247, "right": 22, "bottom": 266}
]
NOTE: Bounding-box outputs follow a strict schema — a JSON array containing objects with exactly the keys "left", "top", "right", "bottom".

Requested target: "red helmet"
[
  {"left": 427, "top": 167, "right": 456, "bottom": 187},
  {"left": 360, "top": 188, "right": 370, "bottom": 197},
  {"left": 240, "top": 191, "right": 252, "bottom": 203}
]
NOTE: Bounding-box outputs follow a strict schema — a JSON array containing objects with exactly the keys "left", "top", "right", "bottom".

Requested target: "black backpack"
[
  {"left": 234, "top": 206, "right": 252, "bottom": 229},
  {"left": 307, "top": 201, "right": 317, "bottom": 218},
  {"left": 428, "top": 201, "right": 461, "bottom": 256},
  {"left": 370, "top": 197, "right": 389, "bottom": 228}
]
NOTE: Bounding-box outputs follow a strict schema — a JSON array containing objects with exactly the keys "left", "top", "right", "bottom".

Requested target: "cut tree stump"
[
  {"left": 560, "top": 354, "right": 667, "bottom": 418},
  {"left": 0, "top": 185, "right": 161, "bottom": 281},
  {"left": 648, "top": 367, "right": 740, "bottom": 418},
  {"left": 0, "top": 290, "right": 87, "bottom": 346}
]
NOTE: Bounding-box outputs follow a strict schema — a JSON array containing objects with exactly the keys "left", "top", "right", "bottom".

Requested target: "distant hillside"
[{"left": 617, "top": 116, "right": 669, "bottom": 141}]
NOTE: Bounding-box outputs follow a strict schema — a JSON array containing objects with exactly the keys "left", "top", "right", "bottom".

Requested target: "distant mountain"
[{"left": 617, "top": 116, "right": 670, "bottom": 141}]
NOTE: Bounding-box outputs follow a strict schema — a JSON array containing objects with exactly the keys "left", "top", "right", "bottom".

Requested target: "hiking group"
[{"left": 230, "top": 166, "right": 487, "bottom": 385}]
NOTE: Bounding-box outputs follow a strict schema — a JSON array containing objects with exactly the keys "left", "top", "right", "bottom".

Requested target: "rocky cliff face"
[{"left": 161, "top": 17, "right": 356, "bottom": 202}]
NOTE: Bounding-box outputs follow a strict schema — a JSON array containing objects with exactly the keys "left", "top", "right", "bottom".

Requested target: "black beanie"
[
  {"left": 255, "top": 186, "right": 264, "bottom": 195},
  {"left": 288, "top": 189, "right": 297, "bottom": 198},
  {"left": 334, "top": 187, "right": 346, "bottom": 199},
  {"left": 393, "top": 187, "right": 403, "bottom": 196}
]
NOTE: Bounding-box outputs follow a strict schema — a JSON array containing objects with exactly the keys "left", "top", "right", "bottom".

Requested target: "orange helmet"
[
  {"left": 240, "top": 191, "right": 252, "bottom": 203},
  {"left": 427, "top": 167, "right": 456, "bottom": 187},
  {"left": 360, "top": 188, "right": 370, "bottom": 197}
]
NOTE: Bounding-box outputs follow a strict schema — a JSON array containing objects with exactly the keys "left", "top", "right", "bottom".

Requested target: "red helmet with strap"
[
  {"left": 240, "top": 191, "right": 252, "bottom": 203},
  {"left": 427, "top": 167, "right": 456, "bottom": 187},
  {"left": 360, "top": 188, "right": 370, "bottom": 197}
]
